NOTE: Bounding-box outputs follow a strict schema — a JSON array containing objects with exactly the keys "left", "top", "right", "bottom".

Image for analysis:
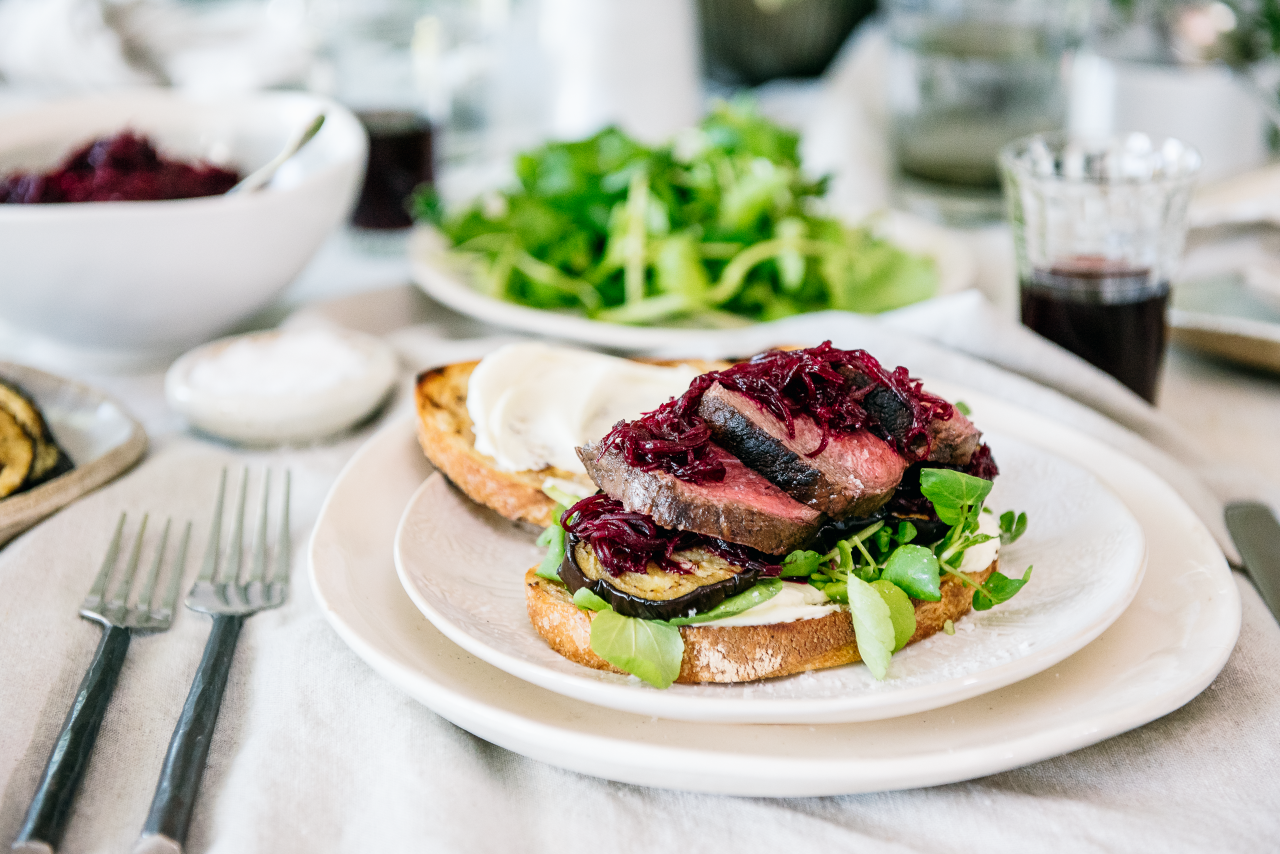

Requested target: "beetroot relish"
[
  {"left": 599, "top": 343, "right": 954, "bottom": 485},
  {"left": 562, "top": 494, "right": 781, "bottom": 578},
  {"left": 0, "top": 132, "right": 240, "bottom": 204}
]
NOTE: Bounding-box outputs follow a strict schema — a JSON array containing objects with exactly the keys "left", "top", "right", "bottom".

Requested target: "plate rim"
[
  {"left": 392, "top": 430, "right": 1148, "bottom": 723},
  {"left": 308, "top": 410, "right": 1240, "bottom": 796}
]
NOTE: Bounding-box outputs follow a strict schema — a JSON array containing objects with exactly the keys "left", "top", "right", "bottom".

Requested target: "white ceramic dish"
[
  {"left": 0, "top": 362, "right": 147, "bottom": 545},
  {"left": 165, "top": 325, "right": 398, "bottom": 445},
  {"left": 0, "top": 90, "right": 366, "bottom": 363},
  {"left": 308, "top": 399, "right": 1239, "bottom": 796},
  {"left": 394, "top": 428, "right": 1146, "bottom": 724},
  {"left": 408, "top": 211, "right": 976, "bottom": 350}
]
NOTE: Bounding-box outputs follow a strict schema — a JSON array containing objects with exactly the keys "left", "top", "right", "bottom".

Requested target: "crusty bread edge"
[
  {"left": 414, "top": 357, "right": 728, "bottom": 529},
  {"left": 525, "top": 560, "right": 997, "bottom": 684}
]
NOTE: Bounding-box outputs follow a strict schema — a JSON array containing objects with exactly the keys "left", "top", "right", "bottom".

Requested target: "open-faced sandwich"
[{"left": 415, "top": 342, "right": 1029, "bottom": 689}]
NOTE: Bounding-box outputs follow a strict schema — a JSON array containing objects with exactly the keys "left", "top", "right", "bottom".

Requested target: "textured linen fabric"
[{"left": 1, "top": 290, "right": 1278, "bottom": 853}]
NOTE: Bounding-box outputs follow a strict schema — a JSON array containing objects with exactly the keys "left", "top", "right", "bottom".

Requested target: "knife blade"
[{"left": 1225, "top": 501, "right": 1280, "bottom": 621}]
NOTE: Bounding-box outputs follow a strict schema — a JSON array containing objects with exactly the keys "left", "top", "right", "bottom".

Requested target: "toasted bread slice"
[
  {"left": 414, "top": 358, "right": 725, "bottom": 529},
  {"left": 525, "top": 561, "right": 997, "bottom": 684}
]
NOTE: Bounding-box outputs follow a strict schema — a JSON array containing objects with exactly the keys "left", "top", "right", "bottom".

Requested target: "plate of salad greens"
[
  {"left": 393, "top": 405, "right": 1147, "bottom": 725},
  {"left": 409, "top": 103, "right": 974, "bottom": 349}
]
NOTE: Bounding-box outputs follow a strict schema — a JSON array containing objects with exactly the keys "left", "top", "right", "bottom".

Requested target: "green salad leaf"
[
  {"left": 880, "top": 544, "right": 942, "bottom": 602},
  {"left": 846, "top": 576, "right": 896, "bottom": 679},
  {"left": 572, "top": 586, "right": 611, "bottom": 611},
  {"left": 973, "top": 566, "right": 1033, "bottom": 611},
  {"left": 663, "top": 579, "right": 784, "bottom": 626},
  {"left": 870, "top": 579, "right": 917, "bottom": 651},
  {"left": 418, "top": 100, "right": 937, "bottom": 326},
  {"left": 589, "top": 610, "right": 684, "bottom": 689}
]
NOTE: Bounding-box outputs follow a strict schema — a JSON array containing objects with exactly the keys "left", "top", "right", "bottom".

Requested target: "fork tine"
[
  {"left": 82, "top": 513, "right": 126, "bottom": 612},
  {"left": 219, "top": 468, "right": 249, "bottom": 584},
  {"left": 133, "top": 518, "right": 171, "bottom": 612},
  {"left": 197, "top": 469, "right": 228, "bottom": 584},
  {"left": 106, "top": 514, "right": 148, "bottom": 611},
  {"left": 160, "top": 522, "right": 193, "bottom": 620},
  {"left": 271, "top": 470, "right": 292, "bottom": 587},
  {"left": 248, "top": 470, "right": 271, "bottom": 584}
]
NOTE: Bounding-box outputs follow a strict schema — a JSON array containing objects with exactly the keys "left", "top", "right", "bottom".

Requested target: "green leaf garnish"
[
  {"left": 572, "top": 586, "right": 611, "bottom": 611},
  {"left": 589, "top": 610, "right": 684, "bottom": 689},
  {"left": 870, "top": 579, "right": 917, "bottom": 651},
  {"left": 880, "top": 544, "right": 941, "bottom": 602},
  {"left": 972, "top": 566, "right": 1033, "bottom": 611},
  {"left": 919, "top": 469, "right": 993, "bottom": 528},
  {"left": 664, "top": 579, "right": 783, "bottom": 626},
  {"left": 847, "top": 576, "right": 896, "bottom": 679},
  {"left": 781, "top": 549, "right": 826, "bottom": 577},
  {"left": 954, "top": 400, "right": 972, "bottom": 416},
  {"left": 534, "top": 521, "right": 566, "bottom": 581},
  {"left": 1000, "top": 510, "right": 1028, "bottom": 545}
]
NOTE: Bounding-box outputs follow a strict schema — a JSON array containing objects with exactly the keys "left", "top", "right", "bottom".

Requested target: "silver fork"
[
  {"left": 12, "top": 514, "right": 191, "bottom": 854},
  {"left": 135, "top": 468, "right": 290, "bottom": 854}
]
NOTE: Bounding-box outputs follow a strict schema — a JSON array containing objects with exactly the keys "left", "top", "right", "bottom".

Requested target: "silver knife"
[{"left": 1225, "top": 501, "right": 1280, "bottom": 621}]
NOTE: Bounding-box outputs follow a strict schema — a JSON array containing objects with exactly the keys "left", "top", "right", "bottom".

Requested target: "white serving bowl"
[{"left": 0, "top": 89, "right": 367, "bottom": 363}]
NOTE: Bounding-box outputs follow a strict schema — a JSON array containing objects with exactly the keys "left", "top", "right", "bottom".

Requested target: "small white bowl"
[
  {"left": 0, "top": 89, "right": 367, "bottom": 363},
  {"left": 165, "top": 326, "right": 398, "bottom": 445}
]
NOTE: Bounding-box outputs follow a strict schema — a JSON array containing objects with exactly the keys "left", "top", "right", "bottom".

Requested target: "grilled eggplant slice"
[
  {"left": 560, "top": 537, "right": 760, "bottom": 621},
  {"left": 0, "top": 379, "right": 72, "bottom": 487},
  {"left": 0, "top": 408, "right": 34, "bottom": 499}
]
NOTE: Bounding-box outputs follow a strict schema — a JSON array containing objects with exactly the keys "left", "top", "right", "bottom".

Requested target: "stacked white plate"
[{"left": 308, "top": 386, "right": 1240, "bottom": 796}]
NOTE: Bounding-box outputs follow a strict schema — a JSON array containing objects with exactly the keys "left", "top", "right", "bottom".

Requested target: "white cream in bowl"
[{"left": 166, "top": 325, "right": 398, "bottom": 444}]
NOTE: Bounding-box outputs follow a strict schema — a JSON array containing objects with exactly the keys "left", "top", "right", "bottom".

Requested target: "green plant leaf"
[
  {"left": 572, "top": 586, "right": 611, "bottom": 611},
  {"left": 880, "top": 544, "right": 941, "bottom": 601},
  {"left": 1000, "top": 510, "right": 1028, "bottom": 545},
  {"left": 973, "top": 566, "right": 1033, "bottom": 611},
  {"left": 871, "top": 579, "right": 917, "bottom": 651},
  {"left": 534, "top": 524, "right": 565, "bottom": 581},
  {"left": 919, "top": 469, "right": 993, "bottom": 527},
  {"left": 822, "top": 580, "right": 848, "bottom": 603},
  {"left": 954, "top": 400, "right": 971, "bottom": 416},
  {"left": 781, "top": 549, "right": 826, "bottom": 577},
  {"left": 589, "top": 611, "right": 684, "bottom": 688},
  {"left": 665, "top": 579, "right": 783, "bottom": 626},
  {"left": 847, "top": 576, "right": 896, "bottom": 680}
]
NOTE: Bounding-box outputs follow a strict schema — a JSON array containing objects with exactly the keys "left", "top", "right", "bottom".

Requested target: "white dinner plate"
[
  {"left": 0, "top": 361, "right": 147, "bottom": 545},
  {"left": 393, "top": 427, "right": 1146, "bottom": 724},
  {"left": 408, "top": 211, "right": 976, "bottom": 351},
  {"left": 308, "top": 393, "right": 1239, "bottom": 797}
]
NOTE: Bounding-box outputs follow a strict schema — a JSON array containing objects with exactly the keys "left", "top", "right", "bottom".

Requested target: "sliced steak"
[
  {"left": 840, "top": 368, "right": 981, "bottom": 465},
  {"left": 698, "top": 383, "right": 906, "bottom": 518},
  {"left": 577, "top": 440, "right": 822, "bottom": 555}
]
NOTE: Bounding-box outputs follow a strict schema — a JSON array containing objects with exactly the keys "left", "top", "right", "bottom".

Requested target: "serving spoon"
[{"left": 226, "top": 113, "right": 325, "bottom": 195}]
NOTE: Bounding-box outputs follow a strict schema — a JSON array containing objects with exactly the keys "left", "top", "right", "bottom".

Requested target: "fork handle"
[
  {"left": 13, "top": 624, "right": 131, "bottom": 853},
  {"left": 135, "top": 614, "right": 243, "bottom": 854}
]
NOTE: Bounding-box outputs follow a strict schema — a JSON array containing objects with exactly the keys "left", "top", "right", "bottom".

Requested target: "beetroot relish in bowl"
[
  {"left": 0, "top": 132, "right": 240, "bottom": 204},
  {"left": 599, "top": 342, "right": 956, "bottom": 485}
]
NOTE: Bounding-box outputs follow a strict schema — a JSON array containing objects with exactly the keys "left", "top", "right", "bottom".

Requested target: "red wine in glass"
[
  {"left": 351, "top": 110, "right": 434, "bottom": 230},
  {"left": 1019, "top": 256, "right": 1169, "bottom": 403}
]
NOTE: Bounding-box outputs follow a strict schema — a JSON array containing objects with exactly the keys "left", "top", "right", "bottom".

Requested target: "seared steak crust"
[
  {"left": 698, "top": 383, "right": 906, "bottom": 518},
  {"left": 842, "top": 368, "right": 981, "bottom": 466},
  {"left": 577, "top": 440, "right": 821, "bottom": 555}
]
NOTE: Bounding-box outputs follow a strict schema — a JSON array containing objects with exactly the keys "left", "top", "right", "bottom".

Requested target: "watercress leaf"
[
  {"left": 666, "top": 579, "right": 783, "bottom": 626},
  {"left": 822, "top": 581, "right": 847, "bottom": 603},
  {"left": 973, "top": 565, "right": 1033, "bottom": 611},
  {"left": 896, "top": 520, "right": 917, "bottom": 544},
  {"left": 874, "top": 526, "right": 893, "bottom": 553},
  {"left": 954, "top": 400, "right": 972, "bottom": 416},
  {"left": 870, "top": 579, "right": 917, "bottom": 651},
  {"left": 572, "top": 586, "right": 611, "bottom": 611},
  {"left": 847, "top": 576, "right": 896, "bottom": 680},
  {"left": 919, "top": 469, "right": 993, "bottom": 527},
  {"left": 589, "top": 611, "right": 684, "bottom": 689},
  {"left": 535, "top": 524, "right": 565, "bottom": 581},
  {"left": 781, "top": 549, "right": 825, "bottom": 577},
  {"left": 881, "top": 544, "right": 941, "bottom": 601},
  {"left": 1000, "top": 510, "right": 1028, "bottom": 545},
  {"left": 837, "top": 540, "right": 855, "bottom": 575}
]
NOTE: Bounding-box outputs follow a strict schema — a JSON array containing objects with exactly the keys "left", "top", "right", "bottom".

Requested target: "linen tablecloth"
[{"left": 2, "top": 282, "right": 1278, "bottom": 853}]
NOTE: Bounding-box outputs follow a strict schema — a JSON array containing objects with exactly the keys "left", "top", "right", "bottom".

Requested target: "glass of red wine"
[{"left": 999, "top": 133, "right": 1201, "bottom": 403}]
